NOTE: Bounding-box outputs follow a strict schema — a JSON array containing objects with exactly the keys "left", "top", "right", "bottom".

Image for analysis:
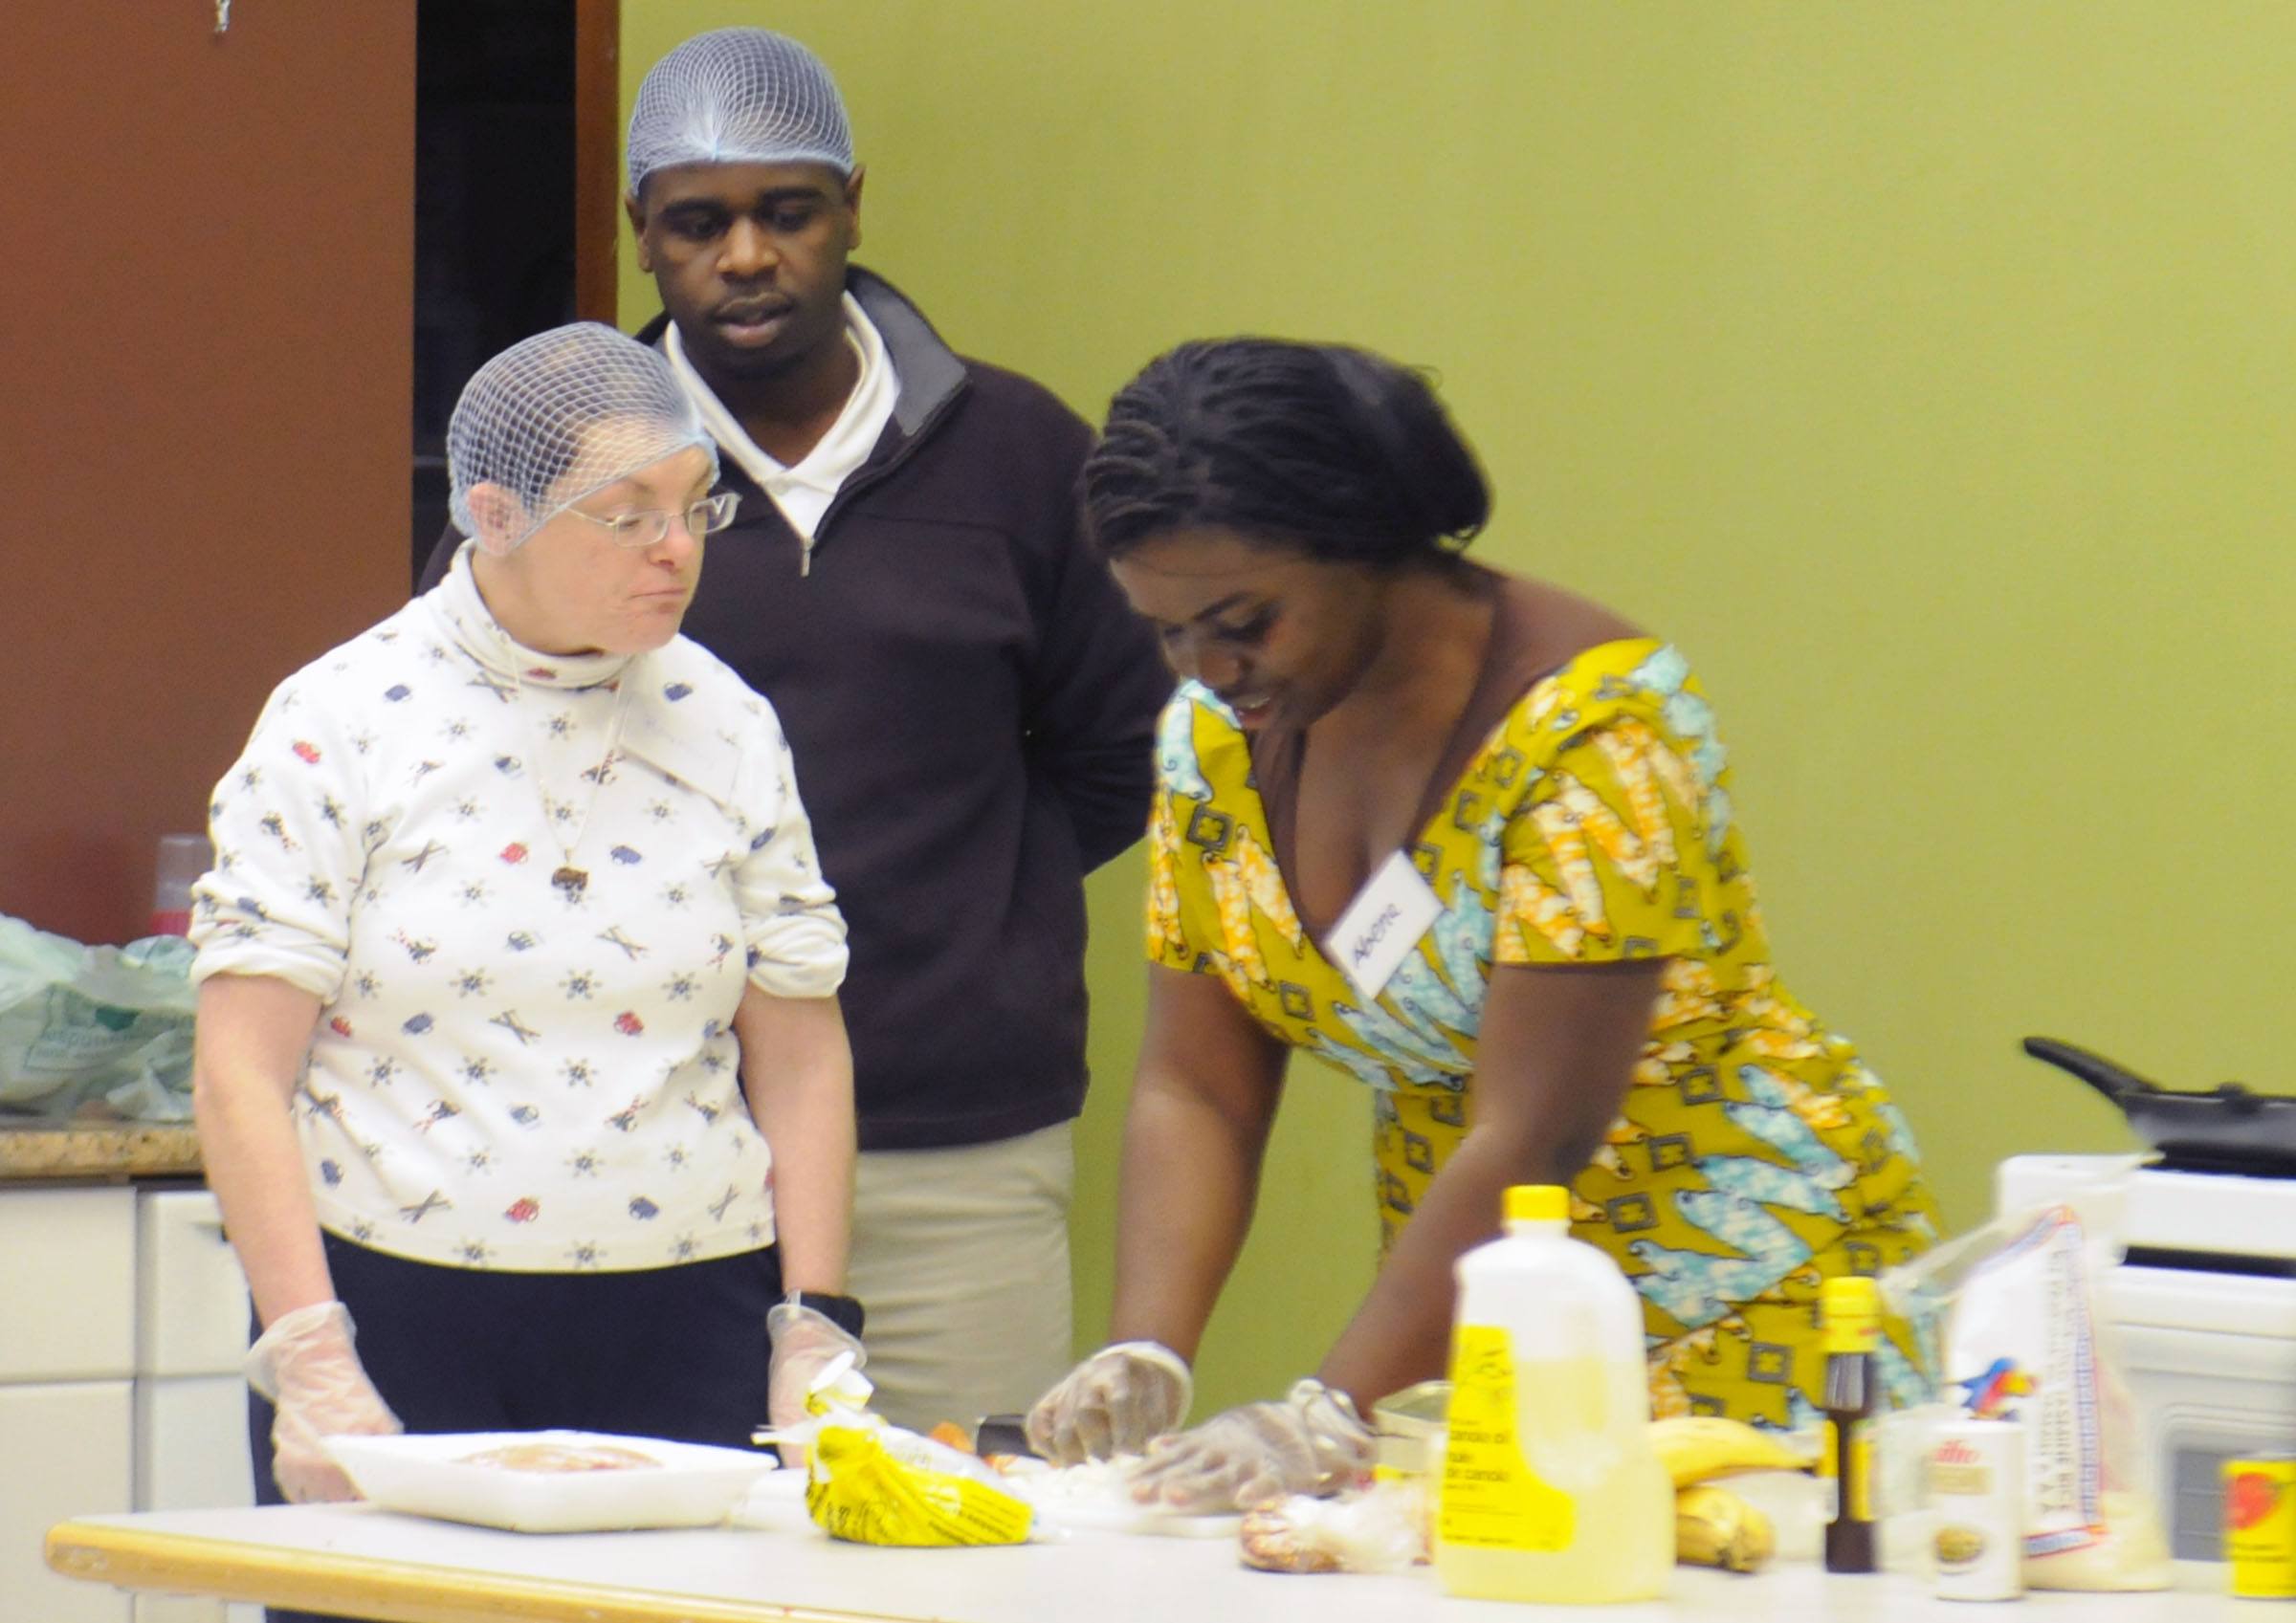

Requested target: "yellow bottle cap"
[
  {"left": 1821, "top": 1274, "right": 1884, "bottom": 1353},
  {"left": 1504, "top": 1185, "right": 1569, "bottom": 1224}
]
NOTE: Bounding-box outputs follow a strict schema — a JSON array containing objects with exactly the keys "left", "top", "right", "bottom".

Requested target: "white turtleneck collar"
[
  {"left": 429, "top": 537, "right": 635, "bottom": 692},
  {"left": 424, "top": 538, "right": 738, "bottom": 807}
]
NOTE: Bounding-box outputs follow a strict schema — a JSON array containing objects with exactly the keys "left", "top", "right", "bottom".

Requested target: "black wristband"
[{"left": 787, "top": 1289, "right": 865, "bottom": 1339}]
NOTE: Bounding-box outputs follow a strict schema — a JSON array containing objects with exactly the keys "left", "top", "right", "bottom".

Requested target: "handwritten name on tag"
[{"left": 1324, "top": 850, "right": 1443, "bottom": 1001}]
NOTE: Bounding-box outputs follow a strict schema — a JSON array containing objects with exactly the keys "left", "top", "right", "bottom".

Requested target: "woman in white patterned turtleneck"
[{"left": 190, "top": 325, "right": 861, "bottom": 1512}]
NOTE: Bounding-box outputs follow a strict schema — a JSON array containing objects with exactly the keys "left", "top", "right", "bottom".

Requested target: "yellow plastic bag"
[
  {"left": 804, "top": 1419, "right": 1034, "bottom": 1546},
  {"left": 757, "top": 1350, "right": 1034, "bottom": 1547}
]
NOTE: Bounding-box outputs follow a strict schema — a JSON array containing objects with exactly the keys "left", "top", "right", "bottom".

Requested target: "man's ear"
[
  {"left": 624, "top": 190, "right": 654, "bottom": 274},
  {"left": 466, "top": 483, "right": 527, "bottom": 556},
  {"left": 844, "top": 165, "right": 866, "bottom": 252}
]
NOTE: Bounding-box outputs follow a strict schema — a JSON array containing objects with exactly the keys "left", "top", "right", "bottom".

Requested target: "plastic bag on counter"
[
  {"left": 0, "top": 915, "right": 197, "bottom": 1121},
  {"left": 1239, "top": 1477, "right": 1429, "bottom": 1574},
  {"left": 1882, "top": 1161, "right": 2172, "bottom": 1591},
  {"left": 760, "top": 1358, "right": 1035, "bottom": 1547}
]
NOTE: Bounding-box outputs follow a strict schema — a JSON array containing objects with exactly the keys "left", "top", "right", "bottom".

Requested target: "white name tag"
[{"left": 1324, "top": 851, "right": 1443, "bottom": 1001}]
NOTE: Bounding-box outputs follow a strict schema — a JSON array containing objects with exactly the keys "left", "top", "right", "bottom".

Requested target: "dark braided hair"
[{"left": 1083, "top": 339, "right": 1490, "bottom": 565}]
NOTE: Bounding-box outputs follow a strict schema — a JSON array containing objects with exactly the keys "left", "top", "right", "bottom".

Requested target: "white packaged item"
[
  {"left": 1930, "top": 1418, "right": 2026, "bottom": 1601},
  {"left": 1240, "top": 1479, "right": 1429, "bottom": 1573},
  {"left": 1888, "top": 1172, "right": 2173, "bottom": 1592},
  {"left": 323, "top": 1429, "right": 773, "bottom": 1532},
  {"left": 1999, "top": 1153, "right": 2296, "bottom": 1561},
  {"left": 1433, "top": 1184, "right": 1672, "bottom": 1604}
]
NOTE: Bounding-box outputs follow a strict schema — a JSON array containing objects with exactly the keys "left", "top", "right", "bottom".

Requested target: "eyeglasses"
[{"left": 563, "top": 492, "right": 742, "bottom": 548}]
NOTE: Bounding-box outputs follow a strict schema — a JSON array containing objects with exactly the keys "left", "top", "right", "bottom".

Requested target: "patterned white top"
[{"left": 188, "top": 543, "right": 849, "bottom": 1272}]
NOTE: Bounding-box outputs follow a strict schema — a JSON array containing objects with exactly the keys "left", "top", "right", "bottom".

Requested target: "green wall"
[{"left": 623, "top": 3, "right": 2296, "bottom": 1417}]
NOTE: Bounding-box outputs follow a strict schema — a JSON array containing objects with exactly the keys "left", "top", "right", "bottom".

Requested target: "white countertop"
[{"left": 47, "top": 1489, "right": 2257, "bottom": 1623}]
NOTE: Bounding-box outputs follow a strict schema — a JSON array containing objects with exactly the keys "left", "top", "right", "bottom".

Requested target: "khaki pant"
[{"left": 845, "top": 1120, "right": 1076, "bottom": 1435}]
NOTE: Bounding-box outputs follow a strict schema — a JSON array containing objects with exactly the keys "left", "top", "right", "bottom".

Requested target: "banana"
[
  {"left": 1648, "top": 1415, "right": 1813, "bottom": 1489},
  {"left": 1674, "top": 1484, "right": 1776, "bottom": 1574}
]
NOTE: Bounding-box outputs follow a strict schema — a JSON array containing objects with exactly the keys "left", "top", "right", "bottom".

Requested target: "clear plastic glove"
[
  {"left": 244, "top": 1301, "right": 401, "bottom": 1503},
  {"left": 766, "top": 1299, "right": 867, "bottom": 1461},
  {"left": 1026, "top": 1340, "right": 1193, "bottom": 1465},
  {"left": 1128, "top": 1377, "right": 1374, "bottom": 1514}
]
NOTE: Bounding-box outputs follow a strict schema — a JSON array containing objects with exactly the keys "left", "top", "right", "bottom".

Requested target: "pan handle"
[{"left": 2020, "top": 1036, "right": 2164, "bottom": 1108}]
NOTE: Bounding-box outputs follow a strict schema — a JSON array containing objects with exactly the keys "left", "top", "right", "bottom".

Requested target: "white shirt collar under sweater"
[
  {"left": 432, "top": 539, "right": 632, "bottom": 692},
  {"left": 664, "top": 292, "right": 899, "bottom": 544}
]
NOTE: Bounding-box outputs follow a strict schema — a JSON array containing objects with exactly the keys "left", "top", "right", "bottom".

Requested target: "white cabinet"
[
  {"left": 130, "top": 1189, "right": 257, "bottom": 1623},
  {"left": 0, "top": 1183, "right": 255, "bottom": 1623},
  {"left": 136, "top": 1376, "right": 252, "bottom": 1513},
  {"left": 0, "top": 1185, "right": 137, "bottom": 1623},
  {"left": 138, "top": 1190, "right": 250, "bottom": 1376},
  {"left": 0, "top": 1184, "right": 136, "bottom": 1381},
  {"left": 0, "top": 1379, "right": 134, "bottom": 1623},
  {"left": 132, "top": 1375, "right": 263, "bottom": 1623}
]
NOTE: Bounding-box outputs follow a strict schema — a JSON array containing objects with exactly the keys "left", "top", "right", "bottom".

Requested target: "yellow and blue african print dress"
[{"left": 1146, "top": 636, "right": 1939, "bottom": 1428}]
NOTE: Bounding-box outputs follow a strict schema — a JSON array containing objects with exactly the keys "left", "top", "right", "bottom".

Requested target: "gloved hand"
[
  {"left": 1127, "top": 1377, "right": 1375, "bottom": 1513},
  {"left": 243, "top": 1301, "right": 402, "bottom": 1503},
  {"left": 766, "top": 1297, "right": 867, "bottom": 1461},
  {"left": 1026, "top": 1340, "right": 1193, "bottom": 1465}
]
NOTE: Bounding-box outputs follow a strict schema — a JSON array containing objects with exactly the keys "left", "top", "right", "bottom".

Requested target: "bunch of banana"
[
  {"left": 1650, "top": 1416, "right": 1814, "bottom": 1575},
  {"left": 1675, "top": 1483, "right": 1776, "bottom": 1573},
  {"left": 1650, "top": 1415, "right": 1814, "bottom": 1487}
]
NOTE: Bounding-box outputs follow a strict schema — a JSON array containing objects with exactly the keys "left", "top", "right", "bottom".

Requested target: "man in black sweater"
[{"left": 421, "top": 27, "right": 1169, "bottom": 1432}]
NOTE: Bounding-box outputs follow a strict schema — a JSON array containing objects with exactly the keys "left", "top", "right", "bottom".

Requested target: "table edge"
[{"left": 44, "top": 1516, "right": 926, "bottom": 1623}]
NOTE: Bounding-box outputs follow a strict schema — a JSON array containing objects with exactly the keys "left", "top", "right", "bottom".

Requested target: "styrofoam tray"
[{"left": 324, "top": 1429, "right": 780, "bottom": 1533}]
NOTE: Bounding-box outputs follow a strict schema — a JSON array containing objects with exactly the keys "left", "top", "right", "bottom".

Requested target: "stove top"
[{"left": 2149, "top": 1150, "right": 2296, "bottom": 1178}]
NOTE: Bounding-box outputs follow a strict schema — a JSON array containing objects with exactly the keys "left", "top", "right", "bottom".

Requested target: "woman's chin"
[{"left": 605, "top": 618, "right": 686, "bottom": 656}]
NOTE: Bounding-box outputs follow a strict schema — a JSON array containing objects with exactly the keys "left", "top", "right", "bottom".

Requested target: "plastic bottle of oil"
[{"left": 1434, "top": 1184, "right": 1672, "bottom": 1603}]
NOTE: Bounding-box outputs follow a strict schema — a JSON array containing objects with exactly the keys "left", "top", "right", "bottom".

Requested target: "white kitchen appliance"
[{"left": 1996, "top": 1152, "right": 2296, "bottom": 1558}]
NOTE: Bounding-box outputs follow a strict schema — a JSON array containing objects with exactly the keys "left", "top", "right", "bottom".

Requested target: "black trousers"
[{"left": 251, "top": 1231, "right": 781, "bottom": 1623}]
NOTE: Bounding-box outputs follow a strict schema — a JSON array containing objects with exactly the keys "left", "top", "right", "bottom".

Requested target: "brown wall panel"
[
  {"left": 575, "top": 0, "right": 623, "bottom": 323},
  {"left": 0, "top": 5, "right": 415, "bottom": 945}
]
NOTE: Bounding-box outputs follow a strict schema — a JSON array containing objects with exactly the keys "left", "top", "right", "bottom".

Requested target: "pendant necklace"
[{"left": 517, "top": 672, "right": 631, "bottom": 900}]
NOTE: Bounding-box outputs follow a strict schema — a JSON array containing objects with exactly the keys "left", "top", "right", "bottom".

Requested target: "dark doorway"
[{"left": 411, "top": 0, "right": 619, "bottom": 583}]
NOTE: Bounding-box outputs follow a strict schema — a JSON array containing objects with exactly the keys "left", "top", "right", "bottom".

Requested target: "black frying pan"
[{"left": 2023, "top": 1036, "right": 2296, "bottom": 1173}]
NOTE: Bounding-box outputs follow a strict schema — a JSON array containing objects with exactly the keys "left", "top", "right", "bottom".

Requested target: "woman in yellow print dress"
[{"left": 1025, "top": 339, "right": 1940, "bottom": 1513}]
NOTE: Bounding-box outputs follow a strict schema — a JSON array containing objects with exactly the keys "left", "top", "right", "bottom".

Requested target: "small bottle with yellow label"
[{"left": 1819, "top": 1275, "right": 1881, "bottom": 1574}]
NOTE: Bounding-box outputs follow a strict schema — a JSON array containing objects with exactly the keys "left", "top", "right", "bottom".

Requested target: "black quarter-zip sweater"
[{"left": 422, "top": 270, "right": 1173, "bottom": 1150}]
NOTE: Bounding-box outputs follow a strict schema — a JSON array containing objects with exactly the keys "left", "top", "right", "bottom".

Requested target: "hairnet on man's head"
[
  {"left": 627, "top": 28, "right": 855, "bottom": 198},
  {"left": 446, "top": 322, "right": 716, "bottom": 549}
]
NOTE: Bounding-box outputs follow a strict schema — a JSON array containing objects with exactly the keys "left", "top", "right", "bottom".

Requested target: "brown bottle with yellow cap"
[{"left": 1819, "top": 1274, "right": 1882, "bottom": 1574}]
